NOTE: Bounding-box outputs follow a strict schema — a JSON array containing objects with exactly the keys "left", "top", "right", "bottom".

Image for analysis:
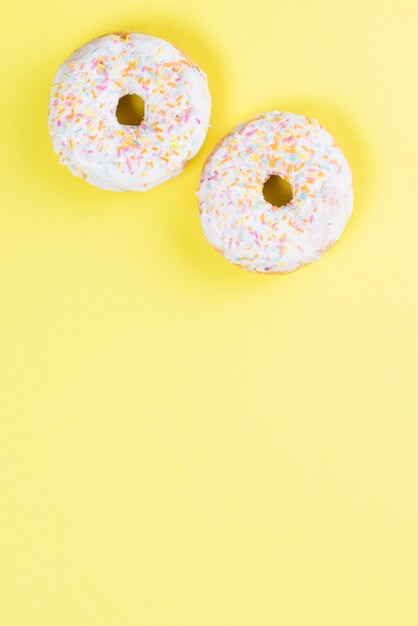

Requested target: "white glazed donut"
[
  {"left": 198, "top": 111, "right": 353, "bottom": 273},
  {"left": 49, "top": 33, "right": 211, "bottom": 191}
]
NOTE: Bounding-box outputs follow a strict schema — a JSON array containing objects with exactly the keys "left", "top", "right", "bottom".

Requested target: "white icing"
[
  {"left": 198, "top": 112, "right": 353, "bottom": 273},
  {"left": 49, "top": 33, "right": 211, "bottom": 191}
]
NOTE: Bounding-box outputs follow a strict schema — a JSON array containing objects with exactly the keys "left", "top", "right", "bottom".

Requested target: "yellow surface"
[{"left": 0, "top": 1, "right": 417, "bottom": 624}]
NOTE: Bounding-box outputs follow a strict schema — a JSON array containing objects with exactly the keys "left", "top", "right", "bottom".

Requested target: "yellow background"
[{"left": 0, "top": 0, "right": 417, "bottom": 624}]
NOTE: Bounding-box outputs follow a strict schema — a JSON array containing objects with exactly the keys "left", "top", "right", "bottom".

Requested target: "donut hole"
[
  {"left": 263, "top": 175, "right": 293, "bottom": 208},
  {"left": 116, "top": 94, "right": 145, "bottom": 126}
]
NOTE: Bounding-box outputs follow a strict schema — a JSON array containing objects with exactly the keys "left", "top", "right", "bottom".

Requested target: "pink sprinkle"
[{"left": 126, "top": 158, "right": 133, "bottom": 174}]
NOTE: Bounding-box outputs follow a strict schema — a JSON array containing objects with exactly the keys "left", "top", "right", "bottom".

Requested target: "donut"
[
  {"left": 49, "top": 33, "right": 211, "bottom": 191},
  {"left": 197, "top": 111, "right": 353, "bottom": 273}
]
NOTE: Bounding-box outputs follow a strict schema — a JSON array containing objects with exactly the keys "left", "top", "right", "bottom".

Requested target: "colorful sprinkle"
[
  {"left": 49, "top": 33, "right": 211, "bottom": 191},
  {"left": 197, "top": 112, "right": 353, "bottom": 273}
]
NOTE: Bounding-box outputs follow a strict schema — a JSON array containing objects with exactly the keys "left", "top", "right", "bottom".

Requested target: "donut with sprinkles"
[
  {"left": 197, "top": 111, "right": 353, "bottom": 273},
  {"left": 49, "top": 33, "right": 211, "bottom": 191}
]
